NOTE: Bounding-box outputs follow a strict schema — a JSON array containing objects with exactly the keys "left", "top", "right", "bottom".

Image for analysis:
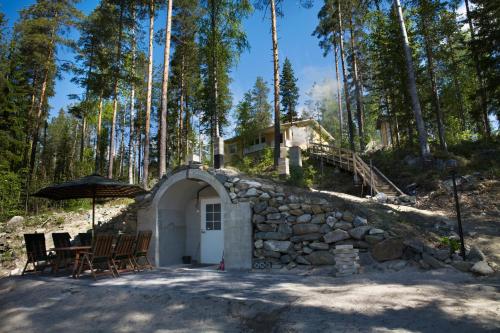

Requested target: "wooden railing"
[{"left": 308, "top": 143, "right": 404, "bottom": 196}]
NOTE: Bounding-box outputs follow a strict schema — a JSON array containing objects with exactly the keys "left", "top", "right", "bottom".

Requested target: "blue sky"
[{"left": 0, "top": 0, "right": 336, "bottom": 137}]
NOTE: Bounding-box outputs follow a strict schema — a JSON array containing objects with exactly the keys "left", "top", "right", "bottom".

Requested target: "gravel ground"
[{"left": 1, "top": 266, "right": 499, "bottom": 333}]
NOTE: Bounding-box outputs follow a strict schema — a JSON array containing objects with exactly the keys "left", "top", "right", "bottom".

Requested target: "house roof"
[{"left": 225, "top": 118, "right": 334, "bottom": 143}]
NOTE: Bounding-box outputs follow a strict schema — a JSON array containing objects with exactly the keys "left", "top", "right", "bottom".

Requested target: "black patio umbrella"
[{"left": 33, "top": 174, "right": 149, "bottom": 234}]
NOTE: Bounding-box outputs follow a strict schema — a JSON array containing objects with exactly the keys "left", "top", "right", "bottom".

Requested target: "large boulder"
[
  {"left": 372, "top": 238, "right": 404, "bottom": 262},
  {"left": 422, "top": 252, "right": 446, "bottom": 269},
  {"left": 349, "top": 226, "right": 371, "bottom": 240},
  {"left": 365, "top": 235, "right": 384, "bottom": 245},
  {"left": 323, "top": 229, "right": 350, "bottom": 243},
  {"left": 293, "top": 224, "right": 320, "bottom": 235},
  {"left": 296, "top": 214, "right": 312, "bottom": 223},
  {"left": 309, "top": 242, "right": 329, "bottom": 250},
  {"left": 306, "top": 251, "right": 335, "bottom": 265},
  {"left": 255, "top": 232, "right": 289, "bottom": 241},
  {"left": 352, "top": 216, "right": 368, "bottom": 227},
  {"left": 342, "top": 211, "right": 354, "bottom": 222},
  {"left": 256, "top": 224, "right": 275, "bottom": 232},
  {"left": 333, "top": 221, "right": 353, "bottom": 231},
  {"left": 311, "top": 214, "right": 325, "bottom": 224},
  {"left": 7, "top": 216, "right": 24, "bottom": 227},
  {"left": 263, "top": 240, "right": 291, "bottom": 253},
  {"left": 451, "top": 260, "right": 473, "bottom": 272},
  {"left": 296, "top": 256, "right": 311, "bottom": 265},
  {"left": 467, "top": 245, "right": 486, "bottom": 263},
  {"left": 470, "top": 261, "right": 494, "bottom": 275},
  {"left": 404, "top": 239, "right": 424, "bottom": 253},
  {"left": 290, "top": 233, "right": 322, "bottom": 242},
  {"left": 253, "top": 201, "right": 268, "bottom": 214}
]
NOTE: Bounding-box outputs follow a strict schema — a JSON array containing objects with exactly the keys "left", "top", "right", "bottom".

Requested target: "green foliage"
[
  {"left": 0, "top": 171, "right": 23, "bottom": 221},
  {"left": 280, "top": 58, "right": 299, "bottom": 123},
  {"left": 232, "top": 147, "right": 275, "bottom": 176},
  {"left": 440, "top": 236, "right": 460, "bottom": 252},
  {"left": 62, "top": 199, "right": 92, "bottom": 212},
  {"left": 234, "top": 77, "right": 272, "bottom": 144},
  {"left": 287, "top": 164, "right": 316, "bottom": 188},
  {"left": 198, "top": 0, "right": 252, "bottom": 137}
]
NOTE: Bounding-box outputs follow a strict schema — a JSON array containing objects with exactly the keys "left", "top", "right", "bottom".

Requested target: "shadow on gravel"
[{"left": 1, "top": 268, "right": 499, "bottom": 333}]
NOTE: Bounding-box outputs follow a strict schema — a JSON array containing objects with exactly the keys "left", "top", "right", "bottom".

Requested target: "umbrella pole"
[{"left": 92, "top": 193, "right": 96, "bottom": 238}]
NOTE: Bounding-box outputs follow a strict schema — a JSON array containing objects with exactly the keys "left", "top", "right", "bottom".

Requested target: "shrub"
[
  {"left": 440, "top": 236, "right": 460, "bottom": 252},
  {"left": 0, "top": 171, "right": 22, "bottom": 221}
]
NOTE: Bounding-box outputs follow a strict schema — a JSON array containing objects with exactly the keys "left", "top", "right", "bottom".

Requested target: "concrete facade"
[{"left": 137, "top": 168, "right": 252, "bottom": 270}]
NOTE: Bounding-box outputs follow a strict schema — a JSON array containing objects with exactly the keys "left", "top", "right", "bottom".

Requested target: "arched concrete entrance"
[{"left": 137, "top": 169, "right": 252, "bottom": 270}]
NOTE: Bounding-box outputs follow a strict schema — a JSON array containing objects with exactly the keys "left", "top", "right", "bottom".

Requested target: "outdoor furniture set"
[{"left": 22, "top": 230, "right": 153, "bottom": 280}]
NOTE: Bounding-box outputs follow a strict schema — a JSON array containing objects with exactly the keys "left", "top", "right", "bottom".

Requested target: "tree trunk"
[
  {"left": 22, "top": 74, "right": 38, "bottom": 169},
  {"left": 422, "top": 30, "right": 447, "bottom": 152},
  {"left": 29, "top": 61, "right": 50, "bottom": 180},
  {"left": 336, "top": 1, "right": 355, "bottom": 151},
  {"left": 128, "top": 6, "right": 136, "bottom": 184},
  {"left": 119, "top": 110, "right": 125, "bottom": 177},
  {"left": 393, "top": 0, "right": 430, "bottom": 159},
  {"left": 333, "top": 40, "right": 343, "bottom": 145},
  {"left": 159, "top": 0, "right": 173, "bottom": 177},
  {"left": 80, "top": 116, "right": 87, "bottom": 162},
  {"left": 348, "top": 14, "right": 365, "bottom": 151},
  {"left": 95, "top": 93, "right": 103, "bottom": 174},
  {"left": 184, "top": 94, "right": 190, "bottom": 159},
  {"left": 270, "top": 0, "right": 281, "bottom": 168},
  {"left": 108, "top": 1, "right": 125, "bottom": 178},
  {"left": 178, "top": 56, "right": 185, "bottom": 165},
  {"left": 143, "top": 0, "right": 155, "bottom": 188},
  {"left": 464, "top": 0, "right": 490, "bottom": 136},
  {"left": 209, "top": 0, "right": 222, "bottom": 168}
]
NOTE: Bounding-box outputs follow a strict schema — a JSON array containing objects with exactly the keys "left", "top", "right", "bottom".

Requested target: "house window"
[
  {"left": 279, "top": 133, "right": 283, "bottom": 143},
  {"left": 205, "top": 203, "right": 221, "bottom": 230},
  {"left": 260, "top": 137, "right": 266, "bottom": 144},
  {"left": 229, "top": 143, "right": 237, "bottom": 154},
  {"left": 254, "top": 137, "right": 260, "bottom": 145}
]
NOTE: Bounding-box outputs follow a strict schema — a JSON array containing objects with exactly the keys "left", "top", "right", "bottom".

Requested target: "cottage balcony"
[
  {"left": 243, "top": 142, "right": 268, "bottom": 155},
  {"left": 242, "top": 140, "right": 293, "bottom": 155}
]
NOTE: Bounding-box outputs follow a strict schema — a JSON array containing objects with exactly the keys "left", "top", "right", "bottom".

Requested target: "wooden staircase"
[{"left": 308, "top": 143, "right": 404, "bottom": 197}]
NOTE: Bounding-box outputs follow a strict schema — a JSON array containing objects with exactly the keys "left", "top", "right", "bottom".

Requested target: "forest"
[{"left": 0, "top": 0, "right": 498, "bottom": 219}]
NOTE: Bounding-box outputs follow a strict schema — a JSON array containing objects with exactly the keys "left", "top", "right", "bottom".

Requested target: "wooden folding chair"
[
  {"left": 22, "top": 233, "right": 53, "bottom": 275},
  {"left": 112, "top": 234, "right": 136, "bottom": 276},
  {"left": 78, "top": 232, "right": 92, "bottom": 246},
  {"left": 77, "top": 234, "right": 116, "bottom": 280},
  {"left": 132, "top": 230, "right": 153, "bottom": 271},
  {"left": 52, "top": 232, "right": 74, "bottom": 272}
]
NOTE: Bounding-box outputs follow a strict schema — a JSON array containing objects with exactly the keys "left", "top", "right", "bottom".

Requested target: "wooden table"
[{"left": 51, "top": 246, "right": 91, "bottom": 278}]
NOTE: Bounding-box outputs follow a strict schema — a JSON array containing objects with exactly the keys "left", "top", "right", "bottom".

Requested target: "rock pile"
[{"left": 333, "top": 245, "right": 359, "bottom": 277}]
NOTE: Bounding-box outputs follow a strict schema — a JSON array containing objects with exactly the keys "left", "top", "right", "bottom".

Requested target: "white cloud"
[{"left": 297, "top": 65, "right": 340, "bottom": 114}]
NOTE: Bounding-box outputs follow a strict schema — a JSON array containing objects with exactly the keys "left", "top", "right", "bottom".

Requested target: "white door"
[{"left": 200, "top": 199, "right": 224, "bottom": 264}]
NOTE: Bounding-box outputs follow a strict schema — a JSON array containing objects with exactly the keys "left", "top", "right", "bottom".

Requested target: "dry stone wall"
[
  {"left": 142, "top": 166, "right": 493, "bottom": 275},
  {"left": 209, "top": 169, "right": 393, "bottom": 269},
  {"left": 207, "top": 168, "right": 490, "bottom": 274}
]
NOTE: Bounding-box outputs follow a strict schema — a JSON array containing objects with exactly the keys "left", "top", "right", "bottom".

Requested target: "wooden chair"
[
  {"left": 52, "top": 232, "right": 74, "bottom": 272},
  {"left": 133, "top": 230, "right": 153, "bottom": 271},
  {"left": 112, "top": 234, "right": 136, "bottom": 276},
  {"left": 78, "top": 233, "right": 92, "bottom": 246},
  {"left": 22, "top": 233, "right": 53, "bottom": 275},
  {"left": 77, "top": 234, "right": 116, "bottom": 280}
]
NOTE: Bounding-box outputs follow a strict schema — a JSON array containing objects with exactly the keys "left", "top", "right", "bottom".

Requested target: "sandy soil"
[{"left": 1, "top": 267, "right": 499, "bottom": 333}]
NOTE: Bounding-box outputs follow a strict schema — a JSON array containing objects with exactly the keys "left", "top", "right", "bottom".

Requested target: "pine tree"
[
  {"left": 279, "top": 58, "right": 300, "bottom": 123},
  {"left": 199, "top": 0, "right": 251, "bottom": 168},
  {"left": 251, "top": 76, "right": 273, "bottom": 128}
]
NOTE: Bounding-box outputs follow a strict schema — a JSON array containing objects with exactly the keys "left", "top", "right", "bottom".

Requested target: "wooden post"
[
  {"left": 370, "top": 159, "right": 374, "bottom": 197},
  {"left": 352, "top": 153, "right": 356, "bottom": 176}
]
